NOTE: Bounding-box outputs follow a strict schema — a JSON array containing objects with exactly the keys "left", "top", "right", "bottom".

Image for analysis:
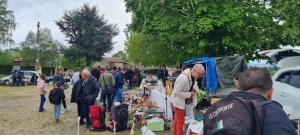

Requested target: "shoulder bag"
[
  {"left": 103, "top": 74, "right": 114, "bottom": 95},
  {"left": 181, "top": 73, "right": 193, "bottom": 105}
]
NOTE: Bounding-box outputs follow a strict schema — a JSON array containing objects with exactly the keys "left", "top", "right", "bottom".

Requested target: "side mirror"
[{"left": 283, "top": 105, "right": 293, "bottom": 116}]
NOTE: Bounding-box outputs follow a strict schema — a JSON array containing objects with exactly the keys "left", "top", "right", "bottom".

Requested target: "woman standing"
[
  {"left": 78, "top": 68, "right": 100, "bottom": 129},
  {"left": 53, "top": 67, "right": 70, "bottom": 113},
  {"left": 37, "top": 74, "right": 47, "bottom": 112}
]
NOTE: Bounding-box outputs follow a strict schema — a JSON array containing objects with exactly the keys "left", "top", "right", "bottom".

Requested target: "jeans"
[
  {"left": 76, "top": 100, "right": 84, "bottom": 123},
  {"left": 174, "top": 107, "right": 185, "bottom": 135},
  {"left": 54, "top": 104, "right": 61, "bottom": 120},
  {"left": 101, "top": 90, "right": 112, "bottom": 111},
  {"left": 39, "top": 94, "right": 46, "bottom": 111},
  {"left": 82, "top": 101, "right": 94, "bottom": 126},
  {"left": 111, "top": 88, "right": 123, "bottom": 103}
]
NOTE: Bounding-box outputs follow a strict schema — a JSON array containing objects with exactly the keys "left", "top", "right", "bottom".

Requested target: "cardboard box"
[
  {"left": 210, "top": 98, "right": 222, "bottom": 105},
  {"left": 144, "top": 101, "right": 158, "bottom": 108}
]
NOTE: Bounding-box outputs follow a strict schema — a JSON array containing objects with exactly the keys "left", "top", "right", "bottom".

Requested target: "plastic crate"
[{"left": 146, "top": 119, "right": 164, "bottom": 131}]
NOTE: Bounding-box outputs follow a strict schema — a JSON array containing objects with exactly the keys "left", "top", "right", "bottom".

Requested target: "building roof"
[{"left": 102, "top": 57, "right": 125, "bottom": 63}]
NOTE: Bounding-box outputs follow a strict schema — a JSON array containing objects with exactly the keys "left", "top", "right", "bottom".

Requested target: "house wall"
[
  {"left": 112, "top": 62, "right": 124, "bottom": 68},
  {"left": 96, "top": 59, "right": 110, "bottom": 67}
]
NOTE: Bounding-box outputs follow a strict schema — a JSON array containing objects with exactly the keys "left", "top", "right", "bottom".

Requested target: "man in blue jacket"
[
  {"left": 111, "top": 68, "right": 127, "bottom": 104},
  {"left": 227, "top": 68, "right": 297, "bottom": 135}
]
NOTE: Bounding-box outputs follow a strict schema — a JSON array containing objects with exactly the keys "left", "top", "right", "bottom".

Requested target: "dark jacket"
[
  {"left": 125, "top": 69, "right": 134, "bottom": 79},
  {"left": 49, "top": 88, "right": 65, "bottom": 104},
  {"left": 78, "top": 75, "right": 100, "bottom": 104},
  {"left": 91, "top": 68, "right": 100, "bottom": 81},
  {"left": 70, "top": 80, "right": 81, "bottom": 103},
  {"left": 53, "top": 73, "right": 65, "bottom": 85},
  {"left": 227, "top": 92, "right": 297, "bottom": 135},
  {"left": 162, "top": 70, "right": 168, "bottom": 79},
  {"left": 157, "top": 69, "right": 162, "bottom": 79},
  {"left": 114, "top": 71, "right": 124, "bottom": 88},
  {"left": 172, "top": 71, "right": 181, "bottom": 78}
]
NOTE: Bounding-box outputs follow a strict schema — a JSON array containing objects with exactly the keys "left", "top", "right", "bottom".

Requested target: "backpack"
[
  {"left": 203, "top": 97, "right": 264, "bottom": 135},
  {"left": 89, "top": 105, "right": 107, "bottom": 132},
  {"left": 108, "top": 104, "right": 128, "bottom": 132}
]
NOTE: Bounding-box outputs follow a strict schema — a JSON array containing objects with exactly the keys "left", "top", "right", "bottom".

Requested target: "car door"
[{"left": 274, "top": 70, "right": 300, "bottom": 119}]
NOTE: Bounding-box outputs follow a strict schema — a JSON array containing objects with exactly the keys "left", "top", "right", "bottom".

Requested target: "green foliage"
[
  {"left": 0, "top": 0, "right": 16, "bottom": 45},
  {"left": 276, "top": 0, "right": 300, "bottom": 45},
  {"left": 0, "top": 50, "right": 13, "bottom": 64},
  {"left": 124, "top": 0, "right": 287, "bottom": 66},
  {"left": 112, "top": 50, "right": 130, "bottom": 62},
  {"left": 19, "top": 28, "right": 62, "bottom": 67},
  {"left": 55, "top": 3, "right": 119, "bottom": 67}
]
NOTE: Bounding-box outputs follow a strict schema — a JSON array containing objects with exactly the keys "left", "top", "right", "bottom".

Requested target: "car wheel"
[{"left": 4, "top": 80, "right": 9, "bottom": 85}]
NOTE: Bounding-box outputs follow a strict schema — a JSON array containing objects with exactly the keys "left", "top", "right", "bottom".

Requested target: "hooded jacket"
[
  {"left": 49, "top": 88, "right": 65, "bottom": 104},
  {"left": 37, "top": 78, "right": 46, "bottom": 95},
  {"left": 227, "top": 92, "right": 297, "bottom": 135}
]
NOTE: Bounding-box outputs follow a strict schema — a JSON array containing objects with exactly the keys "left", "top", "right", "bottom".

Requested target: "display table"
[{"left": 148, "top": 90, "right": 194, "bottom": 119}]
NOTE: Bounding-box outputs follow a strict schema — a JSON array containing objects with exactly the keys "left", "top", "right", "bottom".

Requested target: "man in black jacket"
[
  {"left": 78, "top": 68, "right": 100, "bottom": 129},
  {"left": 162, "top": 66, "right": 169, "bottom": 86},
  {"left": 91, "top": 65, "right": 100, "bottom": 82},
  {"left": 227, "top": 67, "right": 297, "bottom": 135},
  {"left": 125, "top": 68, "right": 134, "bottom": 89}
]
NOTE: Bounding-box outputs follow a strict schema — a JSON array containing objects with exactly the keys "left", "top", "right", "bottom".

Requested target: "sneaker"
[
  {"left": 84, "top": 125, "right": 90, "bottom": 130},
  {"left": 38, "top": 110, "right": 44, "bottom": 112},
  {"left": 60, "top": 111, "right": 64, "bottom": 114},
  {"left": 64, "top": 107, "right": 70, "bottom": 111}
]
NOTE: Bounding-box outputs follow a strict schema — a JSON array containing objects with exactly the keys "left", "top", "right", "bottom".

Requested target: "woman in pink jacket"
[{"left": 37, "top": 74, "right": 47, "bottom": 112}]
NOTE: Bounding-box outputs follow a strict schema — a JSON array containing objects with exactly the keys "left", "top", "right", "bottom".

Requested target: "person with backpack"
[
  {"left": 77, "top": 68, "right": 100, "bottom": 129},
  {"left": 49, "top": 81, "right": 65, "bottom": 123},
  {"left": 99, "top": 68, "right": 115, "bottom": 112},
  {"left": 170, "top": 64, "right": 204, "bottom": 135},
  {"left": 53, "top": 67, "right": 70, "bottom": 113},
  {"left": 37, "top": 74, "right": 47, "bottom": 112},
  {"left": 203, "top": 67, "right": 297, "bottom": 135}
]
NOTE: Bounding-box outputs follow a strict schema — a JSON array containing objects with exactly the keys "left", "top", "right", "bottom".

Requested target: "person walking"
[
  {"left": 170, "top": 64, "right": 204, "bottom": 135},
  {"left": 49, "top": 81, "right": 65, "bottom": 123},
  {"left": 99, "top": 68, "right": 115, "bottom": 112},
  {"left": 37, "top": 74, "right": 47, "bottom": 112},
  {"left": 78, "top": 68, "right": 100, "bottom": 129},
  {"left": 111, "top": 68, "right": 126, "bottom": 103},
  {"left": 91, "top": 64, "right": 100, "bottom": 82},
  {"left": 53, "top": 67, "right": 70, "bottom": 113},
  {"left": 71, "top": 73, "right": 85, "bottom": 125}
]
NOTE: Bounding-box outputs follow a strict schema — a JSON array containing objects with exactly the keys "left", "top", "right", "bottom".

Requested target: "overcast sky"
[{"left": 5, "top": 0, "right": 131, "bottom": 56}]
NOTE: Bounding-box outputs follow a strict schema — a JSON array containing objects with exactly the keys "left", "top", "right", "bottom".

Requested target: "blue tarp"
[{"left": 182, "top": 57, "right": 218, "bottom": 93}]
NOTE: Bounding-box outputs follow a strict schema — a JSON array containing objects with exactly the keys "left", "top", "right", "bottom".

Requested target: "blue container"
[{"left": 196, "top": 114, "right": 204, "bottom": 122}]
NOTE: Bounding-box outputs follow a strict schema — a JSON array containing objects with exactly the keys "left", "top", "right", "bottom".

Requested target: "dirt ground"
[{"left": 0, "top": 85, "right": 173, "bottom": 135}]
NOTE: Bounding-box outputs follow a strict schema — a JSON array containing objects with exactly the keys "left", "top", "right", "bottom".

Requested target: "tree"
[
  {"left": 276, "top": 0, "right": 300, "bottom": 45},
  {"left": 19, "top": 28, "right": 62, "bottom": 67},
  {"left": 0, "top": 50, "right": 13, "bottom": 64},
  {"left": 112, "top": 50, "right": 130, "bottom": 62},
  {"left": 0, "top": 0, "right": 16, "bottom": 45},
  {"left": 124, "top": 0, "right": 287, "bottom": 66},
  {"left": 55, "top": 3, "right": 119, "bottom": 67}
]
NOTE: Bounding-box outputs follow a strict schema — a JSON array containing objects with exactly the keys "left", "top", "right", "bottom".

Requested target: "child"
[
  {"left": 37, "top": 74, "right": 47, "bottom": 112},
  {"left": 49, "top": 81, "right": 65, "bottom": 123}
]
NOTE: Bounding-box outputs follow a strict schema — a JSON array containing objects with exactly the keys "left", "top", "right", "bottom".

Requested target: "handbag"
[
  {"left": 102, "top": 74, "right": 114, "bottom": 95},
  {"left": 182, "top": 72, "right": 194, "bottom": 105}
]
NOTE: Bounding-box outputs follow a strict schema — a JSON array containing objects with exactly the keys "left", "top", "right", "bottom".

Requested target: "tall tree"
[
  {"left": 124, "top": 0, "right": 287, "bottom": 66},
  {"left": 55, "top": 3, "right": 119, "bottom": 67},
  {"left": 276, "top": 0, "right": 300, "bottom": 45},
  {"left": 0, "top": 0, "right": 16, "bottom": 45},
  {"left": 0, "top": 50, "right": 13, "bottom": 64},
  {"left": 19, "top": 28, "right": 62, "bottom": 67}
]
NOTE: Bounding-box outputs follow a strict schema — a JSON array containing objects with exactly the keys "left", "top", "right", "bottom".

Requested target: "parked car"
[
  {"left": 0, "top": 71, "right": 40, "bottom": 85},
  {"left": 46, "top": 76, "right": 54, "bottom": 83},
  {"left": 259, "top": 48, "right": 300, "bottom": 120},
  {"left": 0, "top": 75, "right": 12, "bottom": 85}
]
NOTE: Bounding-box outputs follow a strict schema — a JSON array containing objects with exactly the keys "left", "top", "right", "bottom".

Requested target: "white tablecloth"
[{"left": 149, "top": 90, "right": 194, "bottom": 119}]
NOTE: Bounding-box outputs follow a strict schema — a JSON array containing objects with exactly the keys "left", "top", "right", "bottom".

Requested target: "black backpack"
[
  {"left": 108, "top": 104, "right": 128, "bottom": 132},
  {"left": 203, "top": 97, "right": 264, "bottom": 135}
]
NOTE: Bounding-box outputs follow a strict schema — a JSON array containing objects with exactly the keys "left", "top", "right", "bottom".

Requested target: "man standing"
[
  {"left": 170, "top": 64, "right": 204, "bottom": 135},
  {"left": 91, "top": 64, "right": 100, "bottom": 82},
  {"left": 99, "top": 68, "right": 115, "bottom": 112},
  {"left": 162, "top": 66, "right": 169, "bottom": 86},
  {"left": 125, "top": 68, "right": 134, "bottom": 89},
  {"left": 111, "top": 68, "right": 126, "bottom": 103},
  {"left": 72, "top": 67, "right": 82, "bottom": 84},
  {"left": 157, "top": 67, "right": 162, "bottom": 80},
  {"left": 226, "top": 68, "right": 297, "bottom": 135}
]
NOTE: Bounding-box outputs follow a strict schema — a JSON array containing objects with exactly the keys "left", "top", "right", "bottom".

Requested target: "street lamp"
[{"left": 36, "top": 22, "right": 40, "bottom": 72}]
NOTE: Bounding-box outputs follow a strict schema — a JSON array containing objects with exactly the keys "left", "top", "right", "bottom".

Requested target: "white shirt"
[{"left": 72, "top": 71, "right": 80, "bottom": 83}]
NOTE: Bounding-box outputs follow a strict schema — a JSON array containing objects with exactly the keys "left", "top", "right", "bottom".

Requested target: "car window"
[
  {"left": 23, "top": 72, "right": 33, "bottom": 76},
  {"left": 276, "top": 71, "right": 293, "bottom": 83},
  {"left": 289, "top": 71, "right": 300, "bottom": 89}
]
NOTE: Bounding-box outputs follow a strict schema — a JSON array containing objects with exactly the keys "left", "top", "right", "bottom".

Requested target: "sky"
[{"left": 4, "top": 0, "right": 132, "bottom": 56}]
